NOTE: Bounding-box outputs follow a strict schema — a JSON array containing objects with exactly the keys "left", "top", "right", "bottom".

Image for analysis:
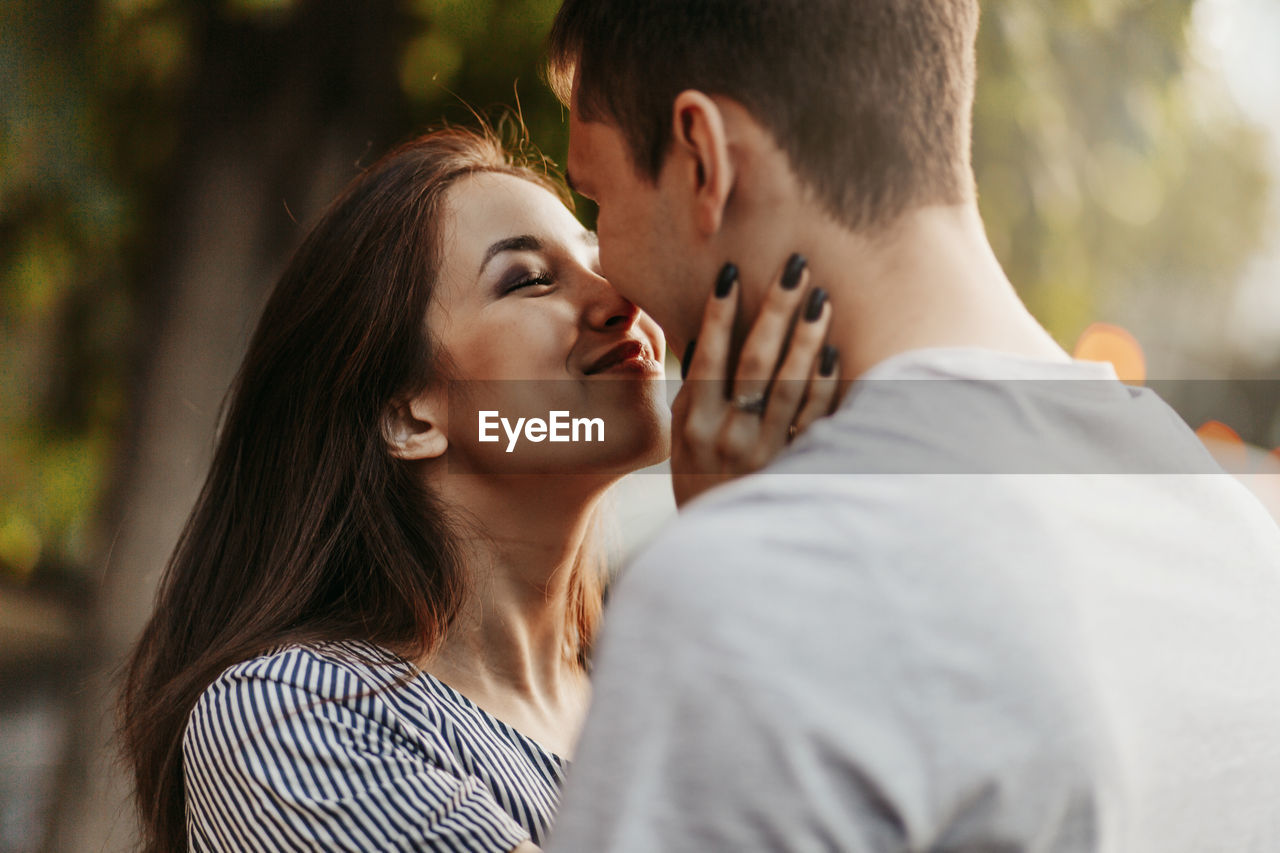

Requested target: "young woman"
[{"left": 120, "top": 127, "right": 837, "bottom": 853}]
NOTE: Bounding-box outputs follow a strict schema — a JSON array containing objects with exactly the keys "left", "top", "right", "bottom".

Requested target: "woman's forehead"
[{"left": 443, "top": 171, "right": 581, "bottom": 245}]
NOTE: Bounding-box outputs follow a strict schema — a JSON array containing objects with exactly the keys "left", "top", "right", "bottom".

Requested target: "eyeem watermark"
[{"left": 479, "top": 410, "right": 605, "bottom": 453}]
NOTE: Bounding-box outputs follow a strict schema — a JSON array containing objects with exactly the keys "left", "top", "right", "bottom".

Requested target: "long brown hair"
[{"left": 119, "top": 126, "right": 603, "bottom": 853}]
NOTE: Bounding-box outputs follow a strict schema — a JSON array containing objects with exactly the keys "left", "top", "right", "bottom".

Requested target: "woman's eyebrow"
[{"left": 479, "top": 235, "right": 542, "bottom": 275}]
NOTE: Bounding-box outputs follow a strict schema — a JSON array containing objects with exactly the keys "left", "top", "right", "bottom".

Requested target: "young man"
[{"left": 542, "top": 2, "right": 1280, "bottom": 850}]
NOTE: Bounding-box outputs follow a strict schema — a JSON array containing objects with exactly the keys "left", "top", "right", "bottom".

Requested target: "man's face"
[{"left": 566, "top": 92, "right": 703, "bottom": 352}]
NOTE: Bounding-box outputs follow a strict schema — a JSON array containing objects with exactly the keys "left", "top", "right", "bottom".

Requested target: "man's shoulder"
[
  {"left": 624, "top": 472, "right": 872, "bottom": 583},
  {"left": 633, "top": 461, "right": 1045, "bottom": 572},
  {"left": 612, "top": 470, "right": 1022, "bottom": 651}
]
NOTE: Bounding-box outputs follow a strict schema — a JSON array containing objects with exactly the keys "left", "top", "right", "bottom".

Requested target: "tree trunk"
[{"left": 44, "top": 2, "right": 406, "bottom": 848}]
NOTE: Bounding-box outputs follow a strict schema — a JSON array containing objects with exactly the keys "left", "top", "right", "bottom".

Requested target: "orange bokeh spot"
[
  {"left": 1073, "top": 322, "right": 1146, "bottom": 385},
  {"left": 1196, "top": 420, "right": 1243, "bottom": 445},
  {"left": 1197, "top": 421, "right": 1250, "bottom": 473}
]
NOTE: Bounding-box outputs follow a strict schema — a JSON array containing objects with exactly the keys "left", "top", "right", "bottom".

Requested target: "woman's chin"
[{"left": 556, "top": 426, "right": 670, "bottom": 477}]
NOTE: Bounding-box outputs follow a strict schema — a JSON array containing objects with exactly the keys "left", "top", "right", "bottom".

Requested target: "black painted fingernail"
[
  {"left": 781, "top": 253, "right": 807, "bottom": 290},
  {"left": 804, "top": 287, "right": 828, "bottom": 322},
  {"left": 820, "top": 344, "right": 838, "bottom": 377},
  {"left": 681, "top": 339, "right": 697, "bottom": 379},
  {"left": 714, "top": 262, "right": 738, "bottom": 299}
]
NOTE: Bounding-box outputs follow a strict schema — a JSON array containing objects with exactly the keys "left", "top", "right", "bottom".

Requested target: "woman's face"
[{"left": 428, "top": 171, "right": 670, "bottom": 476}]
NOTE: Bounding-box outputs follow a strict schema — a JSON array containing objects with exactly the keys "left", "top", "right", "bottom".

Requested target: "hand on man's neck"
[
  {"left": 705, "top": 99, "right": 1069, "bottom": 382},
  {"left": 726, "top": 190, "right": 1069, "bottom": 383}
]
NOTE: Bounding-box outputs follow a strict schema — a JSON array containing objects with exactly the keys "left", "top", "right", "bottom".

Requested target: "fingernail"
[
  {"left": 715, "top": 262, "right": 738, "bottom": 299},
  {"left": 681, "top": 338, "right": 697, "bottom": 379},
  {"left": 820, "top": 344, "right": 838, "bottom": 377},
  {"left": 781, "top": 253, "right": 807, "bottom": 290},
  {"left": 804, "top": 287, "right": 828, "bottom": 322}
]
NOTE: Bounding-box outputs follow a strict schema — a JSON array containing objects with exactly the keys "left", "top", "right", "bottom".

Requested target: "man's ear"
[
  {"left": 384, "top": 389, "right": 448, "bottom": 460},
  {"left": 669, "top": 90, "right": 734, "bottom": 236}
]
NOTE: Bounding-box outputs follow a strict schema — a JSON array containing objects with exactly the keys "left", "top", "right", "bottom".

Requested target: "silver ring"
[{"left": 730, "top": 391, "right": 767, "bottom": 415}]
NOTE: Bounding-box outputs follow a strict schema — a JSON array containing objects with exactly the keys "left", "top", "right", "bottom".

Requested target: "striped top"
[{"left": 182, "top": 640, "right": 568, "bottom": 852}]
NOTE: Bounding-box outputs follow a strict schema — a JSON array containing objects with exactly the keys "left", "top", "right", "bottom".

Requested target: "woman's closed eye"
[{"left": 503, "top": 271, "right": 555, "bottom": 296}]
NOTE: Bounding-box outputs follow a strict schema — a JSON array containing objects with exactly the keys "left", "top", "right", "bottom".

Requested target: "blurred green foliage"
[
  {"left": 0, "top": 0, "right": 1271, "bottom": 583},
  {"left": 974, "top": 2, "right": 1270, "bottom": 337}
]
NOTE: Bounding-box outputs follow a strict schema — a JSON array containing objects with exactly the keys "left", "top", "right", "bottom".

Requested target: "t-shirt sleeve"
[
  {"left": 182, "top": 653, "right": 530, "bottom": 853},
  {"left": 546, "top": 500, "right": 911, "bottom": 852}
]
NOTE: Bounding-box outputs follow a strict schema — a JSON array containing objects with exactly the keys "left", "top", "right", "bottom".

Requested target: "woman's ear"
[
  {"left": 384, "top": 390, "right": 448, "bottom": 460},
  {"left": 669, "top": 90, "right": 735, "bottom": 236}
]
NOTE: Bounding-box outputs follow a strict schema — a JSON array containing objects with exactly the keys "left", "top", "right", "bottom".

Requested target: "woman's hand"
[{"left": 670, "top": 253, "right": 840, "bottom": 508}]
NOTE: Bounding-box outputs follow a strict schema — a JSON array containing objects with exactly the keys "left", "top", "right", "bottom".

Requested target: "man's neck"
[{"left": 756, "top": 201, "right": 1069, "bottom": 381}]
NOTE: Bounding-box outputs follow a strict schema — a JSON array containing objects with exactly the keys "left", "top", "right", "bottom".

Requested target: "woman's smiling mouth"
[{"left": 583, "top": 339, "right": 664, "bottom": 376}]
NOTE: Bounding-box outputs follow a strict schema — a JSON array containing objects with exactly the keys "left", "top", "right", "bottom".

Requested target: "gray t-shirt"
[{"left": 549, "top": 348, "right": 1280, "bottom": 852}]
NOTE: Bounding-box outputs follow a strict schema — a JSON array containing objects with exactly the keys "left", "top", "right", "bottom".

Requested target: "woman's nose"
[{"left": 579, "top": 269, "right": 640, "bottom": 331}]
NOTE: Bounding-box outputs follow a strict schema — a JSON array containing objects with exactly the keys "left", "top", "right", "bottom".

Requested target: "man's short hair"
[{"left": 546, "top": 0, "right": 980, "bottom": 231}]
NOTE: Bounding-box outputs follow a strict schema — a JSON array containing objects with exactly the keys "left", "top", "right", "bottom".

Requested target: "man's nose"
[{"left": 579, "top": 269, "right": 640, "bottom": 331}]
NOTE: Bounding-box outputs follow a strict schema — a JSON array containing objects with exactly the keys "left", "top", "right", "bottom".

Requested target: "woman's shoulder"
[
  {"left": 182, "top": 641, "right": 541, "bottom": 852},
  {"left": 203, "top": 639, "right": 408, "bottom": 697},
  {"left": 185, "top": 640, "right": 421, "bottom": 741},
  {"left": 210, "top": 638, "right": 409, "bottom": 690}
]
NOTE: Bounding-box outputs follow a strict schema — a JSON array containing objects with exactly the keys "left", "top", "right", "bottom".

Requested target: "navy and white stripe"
[{"left": 183, "top": 640, "right": 567, "bottom": 852}]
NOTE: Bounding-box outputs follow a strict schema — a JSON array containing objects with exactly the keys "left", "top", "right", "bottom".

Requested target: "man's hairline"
[
  {"left": 564, "top": 68, "right": 773, "bottom": 192},
  {"left": 550, "top": 15, "right": 977, "bottom": 235},
  {"left": 555, "top": 51, "right": 974, "bottom": 230},
  {"left": 563, "top": 94, "right": 664, "bottom": 193}
]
